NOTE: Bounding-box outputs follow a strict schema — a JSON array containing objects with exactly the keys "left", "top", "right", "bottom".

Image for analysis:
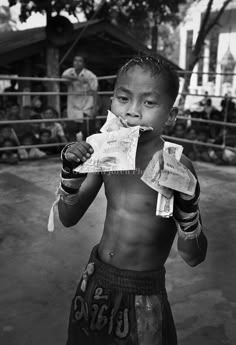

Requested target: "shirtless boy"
[{"left": 58, "top": 56, "right": 208, "bottom": 344}]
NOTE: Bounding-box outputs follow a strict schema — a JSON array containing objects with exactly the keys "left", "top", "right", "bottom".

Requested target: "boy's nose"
[{"left": 126, "top": 102, "right": 141, "bottom": 118}]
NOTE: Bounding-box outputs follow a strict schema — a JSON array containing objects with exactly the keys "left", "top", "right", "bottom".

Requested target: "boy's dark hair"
[{"left": 116, "top": 56, "right": 180, "bottom": 103}]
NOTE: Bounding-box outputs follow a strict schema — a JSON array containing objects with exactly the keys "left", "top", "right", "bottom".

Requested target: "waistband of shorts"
[{"left": 88, "top": 245, "right": 166, "bottom": 295}]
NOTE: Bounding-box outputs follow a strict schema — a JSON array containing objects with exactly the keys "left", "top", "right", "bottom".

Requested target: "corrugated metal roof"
[
  {"left": 0, "top": 18, "right": 181, "bottom": 71},
  {"left": 0, "top": 19, "right": 101, "bottom": 55}
]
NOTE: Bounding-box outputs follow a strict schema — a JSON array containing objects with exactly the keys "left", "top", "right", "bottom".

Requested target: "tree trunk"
[
  {"left": 45, "top": 8, "right": 60, "bottom": 113},
  {"left": 151, "top": 16, "right": 158, "bottom": 53},
  {"left": 19, "top": 57, "right": 31, "bottom": 108},
  {"left": 179, "top": 55, "right": 199, "bottom": 108},
  {"left": 46, "top": 45, "right": 60, "bottom": 113}
]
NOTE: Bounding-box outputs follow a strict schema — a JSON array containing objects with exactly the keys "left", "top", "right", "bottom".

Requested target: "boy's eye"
[
  {"left": 117, "top": 96, "right": 129, "bottom": 103},
  {"left": 144, "top": 100, "right": 157, "bottom": 107}
]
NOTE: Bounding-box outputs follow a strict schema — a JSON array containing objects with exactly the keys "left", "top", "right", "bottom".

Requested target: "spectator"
[
  {"left": 195, "top": 129, "right": 211, "bottom": 162},
  {"left": 62, "top": 54, "right": 98, "bottom": 140},
  {"left": 0, "top": 124, "right": 19, "bottom": 146},
  {"left": 39, "top": 128, "right": 58, "bottom": 155},
  {"left": 31, "top": 82, "right": 47, "bottom": 112},
  {"left": 6, "top": 102, "right": 27, "bottom": 139},
  {"left": 8, "top": 103, "right": 20, "bottom": 121},
  {"left": 31, "top": 97, "right": 44, "bottom": 115},
  {"left": 3, "top": 79, "right": 18, "bottom": 106},
  {"left": 21, "top": 105, "right": 33, "bottom": 120},
  {"left": 29, "top": 113, "right": 43, "bottom": 143},
  {"left": 200, "top": 91, "right": 211, "bottom": 107},
  {"left": 0, "top": 138, "right": 18, "bottom": 164},
  {"left": 203, "top": 98, "right": 215, "bottom": 119},
  {"left": 184, "top": 127, "right": 198, "bottom": 161},
  {"left": 41, "top": 106, "right": 67, "bottom": 144},
  {"left": 18, "top": 132, "right": 46, "bottom": 160},
  {"left": 172, "top": 122, "right": 186, "bottom": 138},
  {"left": 0, "top": 107, "right": 7, "bottom": 121},
  {"left": 221, "top": 94, "right": 235, "bottom": 113},
  {"left": 183, "top": 109, "right": 192, "bottom": 129}
]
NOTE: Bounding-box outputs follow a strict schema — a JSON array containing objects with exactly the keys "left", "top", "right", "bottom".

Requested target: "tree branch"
[
  {"left": 193, "top": 0, "right": 214, "bottom": 55},
  {"left": 204, "top": 0, "right": 232, "bottom": 38}
]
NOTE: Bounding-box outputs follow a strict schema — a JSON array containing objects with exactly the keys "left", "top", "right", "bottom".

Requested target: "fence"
[{"left": 0, "top": 72, "right": 236, "bottom": 154}]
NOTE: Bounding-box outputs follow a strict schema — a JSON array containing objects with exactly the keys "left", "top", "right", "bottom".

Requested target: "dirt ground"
[{"left": 0, "top": 158, "right": 236, "bottom": 345}]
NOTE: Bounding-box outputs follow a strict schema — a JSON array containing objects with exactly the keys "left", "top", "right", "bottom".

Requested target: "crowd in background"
[
  {"left": 0, "top": 77, "right": 110, "bottom": 164},
  {"left": 164, "top": 93, "right": 236, "bottom": 166},
  {"left": 0, "top": 81, "right": 236, "bottom": 166},
  {"left": 0, "top": 92, "right": 68, "bottom": 164}
]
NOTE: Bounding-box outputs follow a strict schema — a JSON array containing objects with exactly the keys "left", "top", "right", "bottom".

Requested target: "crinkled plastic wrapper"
[
  {"left": 74, "top": 126, "right": 140, "bottom": 173},
  {"left": 100, "top": 110, "right": 153, "bottom": 133},
  {"left": 100, "top": 110, "right": 124, "bottom": 132}
]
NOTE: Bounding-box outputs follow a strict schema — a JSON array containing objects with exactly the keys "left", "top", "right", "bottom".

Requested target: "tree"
[
  {"left": 9, "top": 0, "right": 187, "bottom": 52},
  {"left": 179, "top": 0, "right": 233, "bottom": 107},
  {"left": 8, "top": 0, "right": 79, "bottom": 22},
  {"left": 0, "top": 5, "right": 17, "bottom": 32},
  {"left": 96, "top": 0, "right": 188, "bottom": 53}
]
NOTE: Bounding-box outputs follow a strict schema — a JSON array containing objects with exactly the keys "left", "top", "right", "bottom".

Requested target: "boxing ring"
[
  {"left": 0, "top": 73, "right": 236, "bottom": 345},
  {"left": 0, "top": 72, "right": 236, "bottom": 154}
]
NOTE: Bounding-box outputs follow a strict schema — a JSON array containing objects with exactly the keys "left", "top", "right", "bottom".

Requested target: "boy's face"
[{"left": 111, "top": 66, "right": 176, "bottom": 136}]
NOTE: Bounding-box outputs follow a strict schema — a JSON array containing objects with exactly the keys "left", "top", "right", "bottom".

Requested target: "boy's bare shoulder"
[{"left": 180, "top": 153, "right": 197, "bottom": 177}]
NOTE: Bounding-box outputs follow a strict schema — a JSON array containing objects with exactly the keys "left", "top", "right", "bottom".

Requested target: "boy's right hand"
[
  {"left": 60, "top": 141, "right": 94, "bottom": 193},
  {"left": 63, "top": 141, "right": 94, "bottom": 167}
]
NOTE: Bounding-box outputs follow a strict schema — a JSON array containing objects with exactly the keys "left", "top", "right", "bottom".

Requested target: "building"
[
  {"left": 179, "top": 0, "right": 236, "bottom": 109},
  {"left": 0, "top": 18, "right": 181, "bottom": 110}
]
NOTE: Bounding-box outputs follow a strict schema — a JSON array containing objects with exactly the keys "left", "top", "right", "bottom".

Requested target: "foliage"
[
  {"left": 180, "top": 0, "right": 233, "bottom": 107},
  {"left": 8, "top": 0, "right": 187, "bottom": 60},
  {"left": 0, "top": 5, "right": 17, "bottom": 31},
  {"left": 8, "top": 1, "right": 79, "bottom": 21}
]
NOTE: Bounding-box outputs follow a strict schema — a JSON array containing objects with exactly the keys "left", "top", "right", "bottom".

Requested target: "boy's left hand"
[{"left": 159, "top": 153, "right": 197, "bottom": 197}]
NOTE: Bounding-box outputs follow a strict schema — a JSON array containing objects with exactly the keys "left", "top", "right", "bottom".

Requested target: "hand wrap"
[
  {"left": 48, "top": 144, "right": 88, "bottom": 232},
  {"left": 60, "top": 143, "right": 87, "bottom": 195},
  {"left": 174, "top": 181, "right": 202, "bottom": 240}
]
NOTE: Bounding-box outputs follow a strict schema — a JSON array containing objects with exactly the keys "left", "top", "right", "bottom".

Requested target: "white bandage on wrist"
[
  {"left": 57, "top": 183, "right": 80, "bottom": 205},
  {"left": 60, "top": 174, "right": 85, "bottom": 190},
  {"left": 47, "top": 183, "right": 80, "bottom": 232}
]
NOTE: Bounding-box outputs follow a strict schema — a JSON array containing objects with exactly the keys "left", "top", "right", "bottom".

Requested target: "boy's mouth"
[
  {"left": 119, "top": 117, "right": 139, "bottom": 127},
  {"left": 118, "top": 116, "right": 153, "bottom": 132}
]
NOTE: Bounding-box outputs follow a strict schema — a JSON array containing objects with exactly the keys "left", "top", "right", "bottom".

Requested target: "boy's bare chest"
[{"left": 103, "top": 172, "right": 158, "bottom": 212}]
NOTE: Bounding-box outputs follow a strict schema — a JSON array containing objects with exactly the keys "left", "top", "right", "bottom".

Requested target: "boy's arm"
[
  {"left": 174, "top": 155, "right": 208, "bottom": 267},
  {"left": 57, "top": 142, "right": 103, "bottom": 227},
  {"left": 58, "top": 173, "right": 103, "bottom": 227}
]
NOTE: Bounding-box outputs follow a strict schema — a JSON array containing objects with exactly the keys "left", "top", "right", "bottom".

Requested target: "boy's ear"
[{"left": 165, "top": 107, "right": 178, "bottom": 126}]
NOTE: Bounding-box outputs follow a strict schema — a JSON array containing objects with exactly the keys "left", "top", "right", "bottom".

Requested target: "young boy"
[{"left": 57, "top": 56, "right": 207, "bottom": 344}]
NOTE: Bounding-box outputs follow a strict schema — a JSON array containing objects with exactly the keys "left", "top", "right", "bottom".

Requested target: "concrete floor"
[{"left": 0, "top": 158, "right": 236, "bottom": 345}]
